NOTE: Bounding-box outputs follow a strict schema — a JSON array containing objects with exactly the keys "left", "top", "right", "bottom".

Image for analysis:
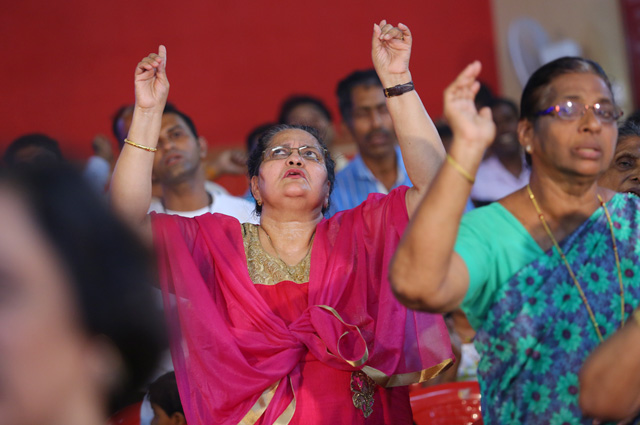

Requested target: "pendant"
[{"left": 351, "top": 370, "right": 375, "bottom": 418}]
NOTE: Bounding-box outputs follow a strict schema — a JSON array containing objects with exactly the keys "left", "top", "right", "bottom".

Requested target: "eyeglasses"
[
  {"left": 263, "top": 145, "right": 326, "bottom": 163},
  {"left": 536, "top": 100, "right": 623, "bottom": 123}
]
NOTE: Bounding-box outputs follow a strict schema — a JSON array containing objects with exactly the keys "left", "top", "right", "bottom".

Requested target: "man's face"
[
  {"left": 152, "top": 113, "right": 206, "bottom": 185},
  {"left": 491, "top": 103, "right": 520, "bottom": 156},
  {"left": 348, "top": 85, "right": 397, "bottom": 160},
  {"left": 285, "top": 104, "right": 334, "bottom": 146}
]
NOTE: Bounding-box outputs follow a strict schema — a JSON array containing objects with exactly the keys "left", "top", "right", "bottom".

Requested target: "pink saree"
[{"left": 152, "top": 186, "right": 453, "bottom": 425}]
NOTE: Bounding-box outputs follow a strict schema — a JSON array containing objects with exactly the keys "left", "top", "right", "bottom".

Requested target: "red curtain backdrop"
[{"left": 1, "top": 0, "right": 497, "bottom": 166}]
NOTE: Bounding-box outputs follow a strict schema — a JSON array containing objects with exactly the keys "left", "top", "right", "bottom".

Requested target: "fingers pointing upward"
[
  {"left": 158, "top": 45, "right": 167, "bottom": 71},
  {"left": 447, "top": 61, "right": 482, "bottom": 100}
]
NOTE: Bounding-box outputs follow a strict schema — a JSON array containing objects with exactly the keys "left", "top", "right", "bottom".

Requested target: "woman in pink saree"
[{"left": 111, "top": 21, "right": 452, "bottom": 425}]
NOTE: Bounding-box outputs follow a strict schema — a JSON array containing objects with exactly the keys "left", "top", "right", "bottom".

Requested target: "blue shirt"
[{"left": 328, "top": 146, "right": 411, "bottom": 216}]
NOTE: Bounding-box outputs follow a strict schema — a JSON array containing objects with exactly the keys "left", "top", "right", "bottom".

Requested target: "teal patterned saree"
[{"left": 473, "top": 193, "right": 640, "bottom": 424}]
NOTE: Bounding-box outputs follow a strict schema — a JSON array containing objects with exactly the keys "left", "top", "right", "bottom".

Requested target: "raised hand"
[
  {"left": 208, "top": 148, "right": 248, "bottom": 178},
  {"left": 134, "top": 45, "right": 169, "bottom": 110},
  {"left": 443, "top": 61, "right": 495, "bottom": 151},
  {"left": 372, "top": 20, "right": 412, "bottom": 86}
]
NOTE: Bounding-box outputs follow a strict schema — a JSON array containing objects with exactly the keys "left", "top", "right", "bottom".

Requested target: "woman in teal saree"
[{"left": 390, "top": 57, "right": 640, "bottom": 424}]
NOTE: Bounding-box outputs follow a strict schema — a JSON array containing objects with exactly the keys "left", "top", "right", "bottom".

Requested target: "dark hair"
[
  {"left": 246, "top": 122, "right": 277, "bottom": 154},
  {"left": 489, "top": 97, "right": 519, "bottom": 116},
  {"left": 163, "top": 103, "right": 199, "bottom": 139},
  {"left": 618, "top": 119, "right": 640, "bottom": 141},
  {"left": 111, "top": 104, "right": 135, "bottom": 148},
  {"left": 625, "top": 110, "right": 640, "bottom": 127},
  {"left": 520, "top": 56, "right": 613, "bottom": 122},
  {"left": 112, "top": 103, "right": 198, "bottom": 150},
  {"left": 336, "top": 69, "right": 382, "bottom": 124},
  {"left": 247, "top": 124, "right": 335, "bottom": 215},
  {"left": 278, "top": 95, "right": 333, "bottom": 125},
  {"left": 3, "top": 133, "right": 64, "bottom": 166},
  {"left": 435, "top": 122, "right": 453, "bottom": 153},
  {"left": 0, "top": 164, "right": 164, "bottom": 412},
  {"left": 148, "top": 372, "right": 184, "bottom": 417},
  {"left": 435, "top": 122, "right": 453, "bottom": 141},
  {"left": 520, "top": 57, "right": 614, "bottom": 166},
  {"left": 475, "top": 81, "right": 495, "bottom": 110}
]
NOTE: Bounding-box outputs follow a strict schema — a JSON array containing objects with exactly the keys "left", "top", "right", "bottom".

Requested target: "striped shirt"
[{"left": 328, "top": 146, "right": 411, "bottom": 216}]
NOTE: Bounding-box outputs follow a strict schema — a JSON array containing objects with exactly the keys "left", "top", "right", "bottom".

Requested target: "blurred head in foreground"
[
  {"left": 0, "top": 164, "right": 163, "bottom": 425},
  {"left": 3, "top": 133, "right": 64, "bottom": 166}
]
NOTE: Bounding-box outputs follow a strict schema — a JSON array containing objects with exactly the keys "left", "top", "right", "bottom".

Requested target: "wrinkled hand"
[
  {"left": 134, "top": 45, "right": 169, "bottom": 110},
  {"left": 91, "top": 134, "right": 114, "bottom": 162},
  {"left": 443, "top": 61, "right": 495, "bottom": 150},
  {"left": 210, "top": 149, "right": 247, "bottom": 177},
  {"left": 372, "top": 20, "right": 412, "bottom": 86}
]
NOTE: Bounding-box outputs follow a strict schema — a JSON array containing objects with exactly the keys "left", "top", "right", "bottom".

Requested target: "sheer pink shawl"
[{"left": 152, "top": 186, "right": 453, "bottom": 424}]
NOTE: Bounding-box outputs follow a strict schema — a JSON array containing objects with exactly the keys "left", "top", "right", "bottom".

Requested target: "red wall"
[{"left": 1, "top": 0, "right": 497, "bottom": 162}]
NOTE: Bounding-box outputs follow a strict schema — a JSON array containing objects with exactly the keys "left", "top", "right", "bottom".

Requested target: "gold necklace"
[
  {"left": 259, "top": 226, "right": 314, "bottom": 268},
  {"left": 526, "top": 184, "right": 625, "bottom": 343}
]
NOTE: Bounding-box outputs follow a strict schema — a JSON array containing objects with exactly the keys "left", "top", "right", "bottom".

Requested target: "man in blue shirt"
[{"left": 328, "top": 69, "right": 412, "bottom": 216}]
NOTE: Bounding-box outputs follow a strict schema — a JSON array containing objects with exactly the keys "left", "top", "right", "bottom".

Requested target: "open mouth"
[
  {"left": 368, "top": 135, "right": 390, "bottom": 146},
  {"left": 284, "top": 169, "right": 305, "bottom": 178},
  {"left": 164, "top": 153, "right": 182, "bottom": 166},
  {"left": 367, "top": 129, "right": 392, "bottom": 146}
]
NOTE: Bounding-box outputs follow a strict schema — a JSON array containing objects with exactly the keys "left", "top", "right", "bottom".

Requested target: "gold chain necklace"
[
  {"left": 259, "top": 226, "right": 314, "bottom": 268},
  {"left": 526, "top": 184, "right": 625, "bottom": 343}
]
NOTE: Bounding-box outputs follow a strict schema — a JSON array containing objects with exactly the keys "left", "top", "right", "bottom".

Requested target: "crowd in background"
[{"left": 3, "top": 19, "right": 640, "bottom": 425}]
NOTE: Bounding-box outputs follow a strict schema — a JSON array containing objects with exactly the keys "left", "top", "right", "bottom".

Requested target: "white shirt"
[
  {"left": 471, "top": 155, "right": 530, "bottom": 202},
  {"left": 148, "top": 187, "right": 258, "bottom": 224}
]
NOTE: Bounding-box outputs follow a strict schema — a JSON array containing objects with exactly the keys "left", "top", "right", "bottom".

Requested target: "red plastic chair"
[
  {"left": 410, "top": 381, "right": 483, "bottom": 425},
  {"left": 107, "top": 401, "right": 142, "bottom": 425}
]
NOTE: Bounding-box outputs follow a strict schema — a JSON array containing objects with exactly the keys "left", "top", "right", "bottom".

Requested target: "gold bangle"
[
  {"left": 446, "top": 154, "right": 475, "bottom": 184},
  {"left": 124, "top": 138, "right": 157, "bottom": 153},
  {"left": 633, "top": 308, "right": 640, "bottom": 328}
]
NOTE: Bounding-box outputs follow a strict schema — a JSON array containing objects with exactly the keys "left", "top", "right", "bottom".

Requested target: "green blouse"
[{"left": 454, "top": 203, "right": 543, "bottom": 329}]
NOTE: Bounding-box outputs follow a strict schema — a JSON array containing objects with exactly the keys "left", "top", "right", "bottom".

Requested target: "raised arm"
[
  {"left": 389, "top": 62, "right": 495, "bottom": 312},
  {"left": 111, "top": 46, "right": 169, "bottom": 233},
  {"left": 371, "top": 20, "right": 444, "bottom": 216}
]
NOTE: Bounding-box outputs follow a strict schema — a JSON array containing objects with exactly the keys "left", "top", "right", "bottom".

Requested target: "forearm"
[
  {"left": 390, "top": 139, "right": 483, "bottom": 311},
  {"left": 381, "top": 72, "right": 445, "bottom": 196},
  {"left": 580, "top": 311, "right": 640, "bottom": 420},
  {"left": 111, "top": 106, "right": 163, "bottom": 225}
]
